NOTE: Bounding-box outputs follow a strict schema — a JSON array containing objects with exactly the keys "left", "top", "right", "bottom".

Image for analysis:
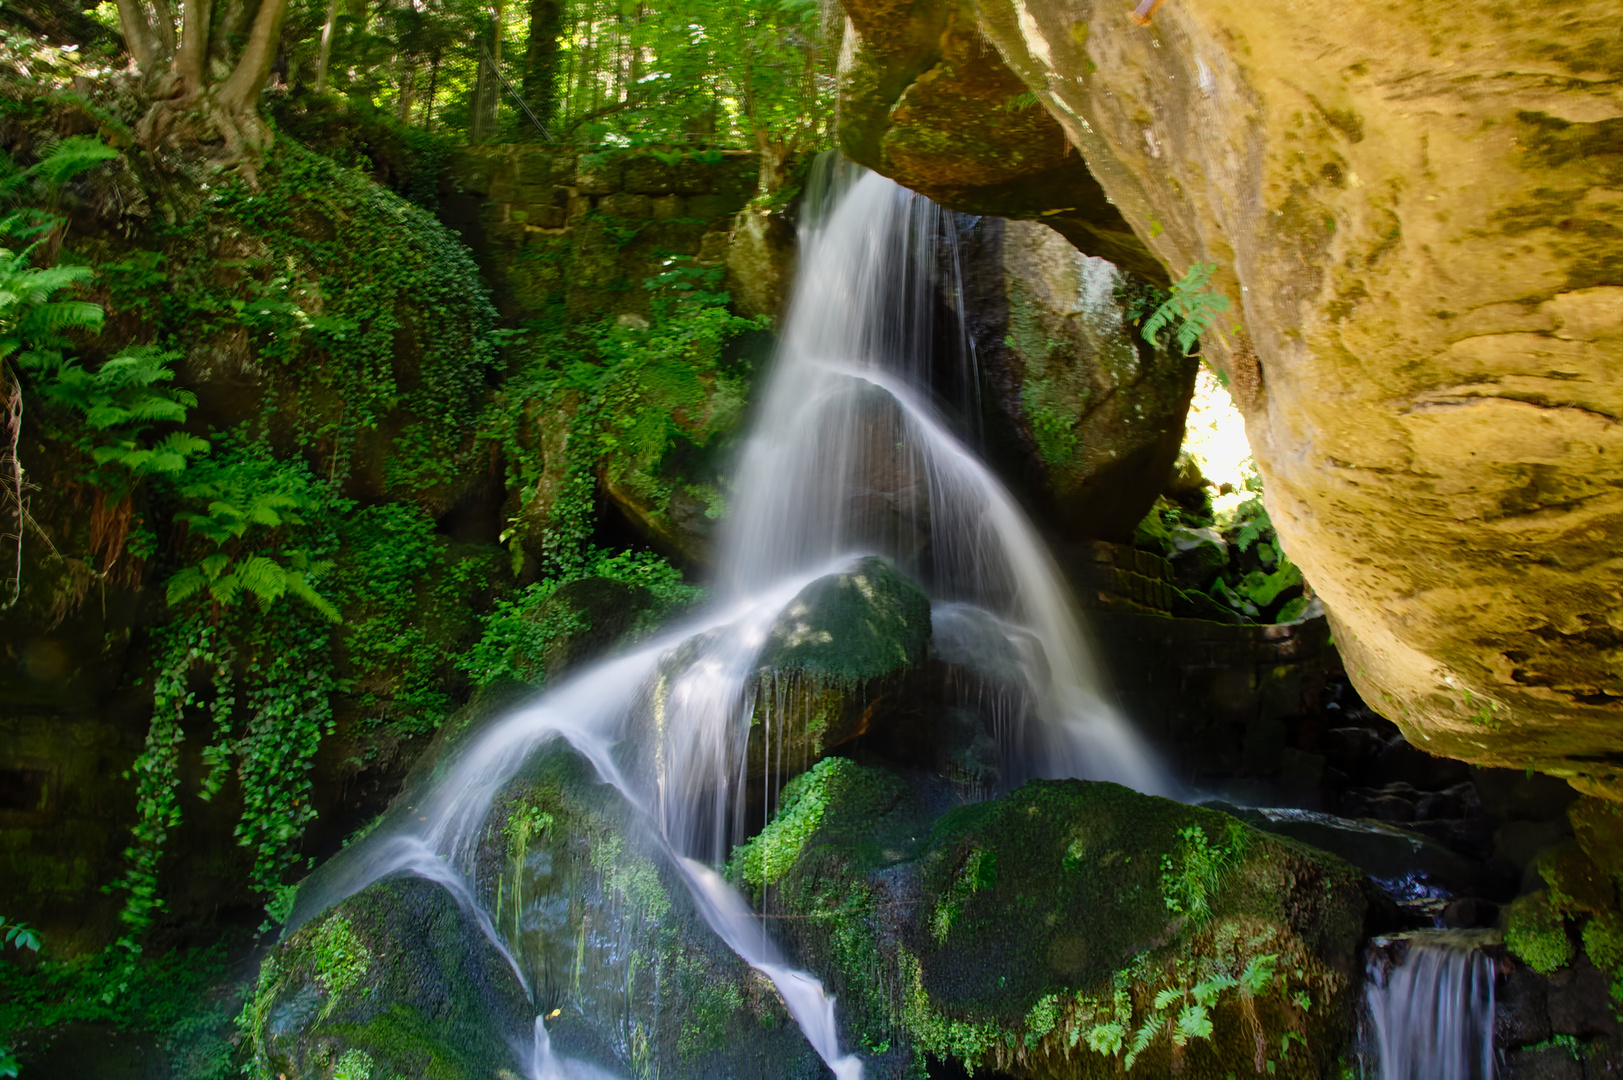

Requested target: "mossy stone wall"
[{"left": 446, "top": 145, "right": 759, "bottom": 324}]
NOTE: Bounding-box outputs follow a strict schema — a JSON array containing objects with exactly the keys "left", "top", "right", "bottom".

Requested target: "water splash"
[{"left": 1363, "top": 930, "right": 1497, "bottom": 1080}]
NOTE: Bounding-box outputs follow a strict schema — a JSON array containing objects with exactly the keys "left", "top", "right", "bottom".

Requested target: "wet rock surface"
[
  {"left": 248, "top": 876, "right": 534, "bottom": 1079},
  {"left": 959, "top": 217, "right": 1198, "bottom": 543}
]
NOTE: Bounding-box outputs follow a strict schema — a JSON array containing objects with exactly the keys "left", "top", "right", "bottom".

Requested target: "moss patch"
[
  {"left": 755, "top": 556, "right": 931, "bottom": 685},
  {"left": 1504, "top": 891, "right": 1574, "bottom": 975}
]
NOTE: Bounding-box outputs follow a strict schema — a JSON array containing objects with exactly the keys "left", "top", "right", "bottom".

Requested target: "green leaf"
[
  {"left": 1240, "top": 953, "right": 1279, "bottom": 996},
  {"left": 207, "top": 571, "right": 241, "bottom": 605},
  {"left": 1084, "top": 1022, "right": 1125, "bottom": 1056},
  {"left": 165, "top": 567, "right": 206, "bottom": 606},
  {"left": 1192, "top": 974, "right": 1237, "bottom": 1006},
  {"left": 1175, "top": 1003, "right": 1212, "bottom": 1044}
]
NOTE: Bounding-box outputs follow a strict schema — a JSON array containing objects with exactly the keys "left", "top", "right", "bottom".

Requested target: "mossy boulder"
[
  {"left": 1504, "top": 891, "right": 1576, "bottom": 976},
  {"left": 246, "top": 876, "right": 533, "bottom": 1079},
  {"left": 1572, "top": 797, "right": 1623, "bottom": 884},
  {"left": 259, "top": 741, "right": 825, "bottom": 1078},
  {"left": 743, "top": 557, "right": 932, "bottom": 778},
  {"left": 961, "top": 217, "right": 1198, "bottom": 542},
  {"left": 474, "top": 744, "right": 826, "bottom": 1079},
  {"left": 747, "top": 760, "right": 1370, "bottom": 1078}
]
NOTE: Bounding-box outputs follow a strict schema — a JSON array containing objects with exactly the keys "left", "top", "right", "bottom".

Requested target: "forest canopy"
[{"left": 13, "top": 0, "right": 837, "bottom": 185}]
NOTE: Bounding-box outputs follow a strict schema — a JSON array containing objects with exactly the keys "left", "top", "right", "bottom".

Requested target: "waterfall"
[
  {"left": 287, "top": 164, "right": 1168, "bottom": 1079},
  {"left": 1363, "top": 931, "right": 1497, "bottom": 1080},
  {"left": 723, "top": 163, "right": 1172, "bottom": 797}
]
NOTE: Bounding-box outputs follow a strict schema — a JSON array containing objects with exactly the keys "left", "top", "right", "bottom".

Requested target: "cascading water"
[
  {"left": 723, "top": 163, "right": 1172, "bottom": 796},
  {"left": 1362, "top": 931, "right": 1497, "bottom": 1080},
  {"left": 288, "top": 163, "right": 1168, "bottom": 1078}
]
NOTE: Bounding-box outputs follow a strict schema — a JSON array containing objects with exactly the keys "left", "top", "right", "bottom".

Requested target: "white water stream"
[
  {"left": 290, "top": 165, "right": 1169, "bottom": 1078},
  {"left": 1363, "top": 931, "right": 1497, "bottom": 1080}
]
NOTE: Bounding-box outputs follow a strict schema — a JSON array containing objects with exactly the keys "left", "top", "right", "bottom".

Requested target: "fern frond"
[
  {"left": 24, "top": 136, "right": 120, "bottom": 189},
  {"left": 17, "top": 299, "right": 103, "bottom": 337},
  {"left": 284, "top": 571, "right": 342, "bottom": 623},
  {"left": 207, "top": 571, "right": 241, "bottom": 605},
  {"left": 166, "top": 567, "right": 206, "bottom": 606},
  {"left": 238, "top": 555, "right": 289, "bottom": 609}
]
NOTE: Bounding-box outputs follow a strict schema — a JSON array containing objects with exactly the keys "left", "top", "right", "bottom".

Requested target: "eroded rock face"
[
  {"left": 837, "top": 0, "right": 1159, "bottom": 279},
  {"left": 963, "top": 216, "right": 1197, "bottom": 541},
  {"left": 842, "top": 0, "right": 1623, "bottom": 793}
]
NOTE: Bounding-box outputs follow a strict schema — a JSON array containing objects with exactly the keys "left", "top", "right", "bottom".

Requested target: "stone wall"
[
  {"left": 444, "top": 145, "right": 762, "bottom": 323},
  {"left": 1073, "top": 540, "right": 1339, "bottom": 801}
]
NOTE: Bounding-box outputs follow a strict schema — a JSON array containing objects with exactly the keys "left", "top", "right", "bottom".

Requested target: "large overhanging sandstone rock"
[
  {"left": 838, "top": 0, "right": 1161, "bottom": 279},
  {"left": 839, "top": 0, "right": 1623, "bottom": 794}
]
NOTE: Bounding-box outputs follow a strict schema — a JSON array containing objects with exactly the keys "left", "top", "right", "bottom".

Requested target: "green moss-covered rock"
[
  {"left": 1572, "top": 797, "right": 1623, "bottom": 884},
  {"left": 1504, "top": 891, "right": 1575, "bottom": 976},
  {"left": 744, "top": 557, "right": 932, "bottom": 778},
  {"left": 1538, "top": 843, "right": 1617, "bottom": 918},
  {"left": 756, "top": 764, "right": 1369, "bottom": 1079},
  {"left": 246, "top": 876, "right": 533, "bottom": 1079},
  {"left": 962, "top": 218, "right": 1198, "bottom": 542},
  {"left": 477, "top": 744, "right": 824, "bottom": 1079},
  {"left": 756, "top": 556, "right": 931, "bottom": 685}
]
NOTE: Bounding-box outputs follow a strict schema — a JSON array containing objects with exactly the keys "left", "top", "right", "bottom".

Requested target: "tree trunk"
[
  {"left": 115, "top": 0, "right": 165, "bottom": 72},
  {"left": 214, "top": 0, "right": 291, "bottom": 113},
  {"left": 313, "top": 0, "right": 339, "bottom": 92},
  {"left": 521, "top": 0, "right": 562, "bottom": 133},
  {"left": 397, "top": 65, "right": 415, "bottom": 123},
  {"left": 421, "top": 55, "right": 440, "bottom": 130},
  {"left": 174, "top": 0, "right": 211, "bottom": 96}
]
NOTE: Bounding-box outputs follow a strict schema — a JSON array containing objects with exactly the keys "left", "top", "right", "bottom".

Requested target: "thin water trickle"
[
  {"left": 1363, "top": 931, "right": 1497, "bottom": 1080},
  {"left": 290, "top": 163, "right": 1172, "bottom": 1078}
]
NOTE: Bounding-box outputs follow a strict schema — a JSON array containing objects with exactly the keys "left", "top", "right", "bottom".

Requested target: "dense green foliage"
[
  {"left": 0, "top": 44, "right": 741, "bottom": 989},
  {"left": 1135, "top": 469, "right": 1309, "bottom": 625},
  {"left": 459, "top": 546, "right": 702, "bottom": 688},
  {"left": 0, "top": 940, "right": 242, "bottom": 1080}
]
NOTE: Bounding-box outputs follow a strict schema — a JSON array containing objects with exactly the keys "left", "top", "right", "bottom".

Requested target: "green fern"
[
  {"left": 166, "top": 450, "right": 340, "bottom": 622},
  {"left": 1174, "top": 1003, "right": 1213, "bottom": 1045},
  {"left": 1141, "top": 262, "right": 1231, "bottom": 355},
  {"left": 1240, "top": 953, "right": 1279, "bottom": 996},
  {"left": 0, "top": 135, "right": 119, "bottom": 205},
  {"left": 34, "top": 345, "right": 209, "bottom": 484}
]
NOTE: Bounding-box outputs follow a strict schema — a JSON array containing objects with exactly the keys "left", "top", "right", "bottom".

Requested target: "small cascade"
[
  {"left": 288, "top": 162, "right": 1174, "bottom": 1078},
  {"left": 1363, "top": 930, "right": 1497, "bottom": 1080}
]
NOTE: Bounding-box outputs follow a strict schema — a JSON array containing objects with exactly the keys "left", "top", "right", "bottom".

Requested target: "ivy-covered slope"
[{"left": 0, "top": 61, "right": 767, "bottom": 979}]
